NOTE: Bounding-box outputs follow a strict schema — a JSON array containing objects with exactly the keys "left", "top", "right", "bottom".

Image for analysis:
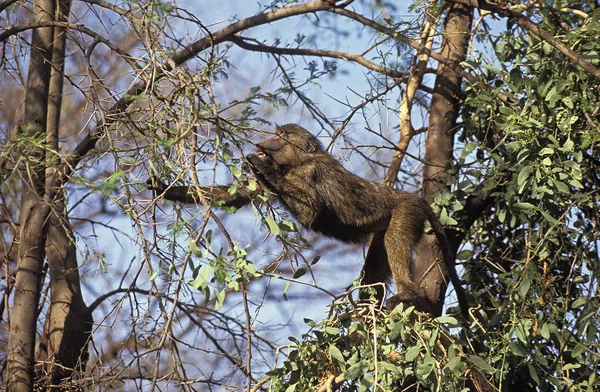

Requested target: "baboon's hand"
[
  {"left": 243, "top": 153, "right": 268, "bottom": 174},
  {"left": 146, "top": 176, "right": 168, "bottom": 193},
  {"left": 243, "top": 153, "right": 280, "bottom": 190}
]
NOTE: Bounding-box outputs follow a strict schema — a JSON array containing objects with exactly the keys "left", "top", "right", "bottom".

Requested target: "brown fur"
[{"left": 149, "top": 124, "right": 468, "bottom": 315}]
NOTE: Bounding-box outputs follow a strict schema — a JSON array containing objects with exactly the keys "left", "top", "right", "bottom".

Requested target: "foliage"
[{"left": 268, "top": 304, "right": 471, "bottom": 391}]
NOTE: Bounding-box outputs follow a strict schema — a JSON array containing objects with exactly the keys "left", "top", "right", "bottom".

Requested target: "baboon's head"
[{"left": 255, "top": 124, "right": 324, "bottom": 168}]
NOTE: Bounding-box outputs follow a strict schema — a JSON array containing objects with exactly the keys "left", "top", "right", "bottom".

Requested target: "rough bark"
[
  {"left": 36, "top": 210, "right": 92, "bottom": 387},
  {"left": 34, "top": 0, "right": 93, "bottom": 386},
  {"left": 7, "top": 0, "right": 56, "bottom": 390},
  {"left": 414, "top": 3, "right": 473, "bottom": 316}
]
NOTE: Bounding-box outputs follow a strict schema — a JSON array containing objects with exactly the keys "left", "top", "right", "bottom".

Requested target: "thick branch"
[
  {"left": 147, "top": 177, "right": 261, "bottom": 210},
  {"left": 0, "top": 0, "right": 18, "bottom": 14},
  {"left": 417, "top": 2, "right": 473, "bottom": 316}
]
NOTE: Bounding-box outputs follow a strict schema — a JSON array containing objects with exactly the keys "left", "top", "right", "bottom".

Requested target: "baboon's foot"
[{"left": 387, "top": 293, "right": 435, "bottom": 315}]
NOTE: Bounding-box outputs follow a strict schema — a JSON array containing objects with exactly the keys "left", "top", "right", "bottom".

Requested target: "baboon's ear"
[{"left": 307, "top": 142, "right": 317, "bottom": 153}]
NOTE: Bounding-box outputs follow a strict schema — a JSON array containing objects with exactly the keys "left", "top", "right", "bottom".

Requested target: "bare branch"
[{"left": 229, "top": 35, "right": 407, "bottom": 79}]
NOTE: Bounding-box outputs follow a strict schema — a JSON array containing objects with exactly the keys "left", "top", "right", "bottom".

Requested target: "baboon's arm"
[
  {"left": 244, "top": 154, "right": 283, "bottom": 192},
  {"left": 147, "top": 176, "right": 260, "bottom": 209}
]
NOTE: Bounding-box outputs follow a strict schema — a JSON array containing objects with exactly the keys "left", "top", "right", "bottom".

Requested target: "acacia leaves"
[
  {"left": 268, "top": 306, "right": 471, "bottom": 391},
  {"left": 455, "top": 5, "right": 600, "bottom": 391}
]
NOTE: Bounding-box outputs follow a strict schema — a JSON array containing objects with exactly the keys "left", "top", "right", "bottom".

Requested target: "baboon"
[{"left": 148, "top": 124, "right": 468, "bottom": 316}]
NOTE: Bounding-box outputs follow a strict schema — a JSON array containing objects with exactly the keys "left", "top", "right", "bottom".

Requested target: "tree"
[{"left": 0, "top": 0, "right": 598, "bottom": 390}]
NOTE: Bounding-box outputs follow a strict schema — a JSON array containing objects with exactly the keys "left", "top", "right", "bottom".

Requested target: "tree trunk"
[
  {"left": 7, "top": 0, "right": 56, "bottom": 390},
  {"left": 36, "top": 212, "right": 92, "bottom": 387},
  {"left": 415, "top": 3, "right": 473, "bottom": 316},
  {"left": 34, "top": 1, "right": 92, "bottom": 386}
]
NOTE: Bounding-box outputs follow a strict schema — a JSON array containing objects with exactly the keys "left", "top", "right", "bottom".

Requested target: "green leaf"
[
  {"left": 498, "top": 209, "right": 506, "bottom": 223},
  {"left": 405, "top": 345, "right": 421, "bottom": 361},
  {"left": 292, "top": 268, "right": 306, "bottom": 279},
  {"left": 284, "top": 384, "right": 296, "bottom": 392},
  {"left": 460, "top": 142, "right": 478, "bottom": 160},
  {"left": 509, "top": 341, "right": 527, "bottom": 357},
  {"left": 569, "top": 179, "right": 583, "bottom": 188},
  {"left": 435, "top": 316, "right": 459, "bottom": 326},
  {"left": 416, "top": 358, "right": 434, "bottom": 377},
  {"left": 230, "top": 166, "right": 242, "bottom": 178},
  {"left": 190, "top": 265, "right": 212, "bottom": 290},
  {"left": 562, "top": 363, "right": 581, "bottom": 372},
  {"left": 517, "top": 165, "right": 534, "bottom": 187},
  {"left": 571, "top": 296, "right": 587, "bottom": 309},
  {"left": 528, "top": 364, "right": 541, "bottom": 386},
  {"left": 468, "top": 355, "right": 494, "bottom": 374},
  {"left": 518, "top": 277, "right": 531, "bottom": 297},
  {"left": 552, "top": 179, "right": 570, "bottom": 193},
  {"left": 439, "top": 207, "right": 458, "bottom": 225},
  {"left": 514, "top": 202, "right": 535, "bottom": 214},
  {"left": 228, "top": 183, "right": 238, "bottom": 195},
  {"left": 539, "top": 323, "right": 550, "bottom": 340},
  {"left": 572, "top": 343, "right": 586, "bottom": 358},
  {"left": 283, "top": 281, "right": 290, "bottom": 301},
  {"left": 325, "top": 327, "right": 339, "bottom": 335},
  {"left": 506, "top": 141, "right": 521, "bottom": 152},
  {"left": 246, "top": 178, "right": 258, "bottom": 191},
  {"left": 389, "top": 321, "right": 404, "bottom": 341},
  {"left": 456, "top": 249, "right": 472, "bottom": 260},
  {"left": 344, "top": 361, "right": 370, "bottom": 379},
  {"left": 446, "top": 356, "right": 462, "bottom": 371},
  {"left": 264, "top": 217, "right": 280, "bottom": 236},
  {"left": 329, "top": 345, "right": 345, "bottom": 365},
  {"left": 280, "top": 220, "right": 297, "bottom": 232},
  {"left": 562, "top": 138, "right": 574, "bottom": 151},
  {"left": 516, "top": 319, "right": 533, "bottom": 343},
  {"left": 189, "top": 240, "right": 202, "bottom": 256},
  {"left": 215, "top": 289, "right": 226, "bottom": 309},
  {"left": 545, "top": 86, "right": 560, "bottom": 107},
  {"left": 540, "top": 210, "right": 558, "bottom": 224}
]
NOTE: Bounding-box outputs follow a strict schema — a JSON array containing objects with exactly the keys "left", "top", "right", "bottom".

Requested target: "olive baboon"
[{"left": 148, "top": 124, "right": 468, "bottom": 316}]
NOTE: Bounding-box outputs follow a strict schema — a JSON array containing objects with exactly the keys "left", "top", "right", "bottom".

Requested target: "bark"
[
  {"left": 414, "top": 3, "right": 473, "bottom": 316},
  {"left": 34, "top": 0, "right": 93, "bottom": 387},
  {"left": 7, "top": 0, "right": 56, "bottom": 390},
  {"left": 384, "top": 0, "right": 439, "bottom": 187},
  {"left": 36, "top": 211, "right": 92, "bottom": 387}
]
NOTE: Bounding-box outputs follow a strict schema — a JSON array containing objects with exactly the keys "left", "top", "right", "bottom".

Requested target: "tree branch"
[{"left": 228, "top": 35, "right": 407, "bottom": 79}]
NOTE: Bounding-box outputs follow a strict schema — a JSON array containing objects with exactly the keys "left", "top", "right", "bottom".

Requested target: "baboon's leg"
[
  {"left": 384, "top": 206, "right": 424, "bottom": 308},
  {"left": 360, "top": 232, "right": 391, "bottom": 304}
]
